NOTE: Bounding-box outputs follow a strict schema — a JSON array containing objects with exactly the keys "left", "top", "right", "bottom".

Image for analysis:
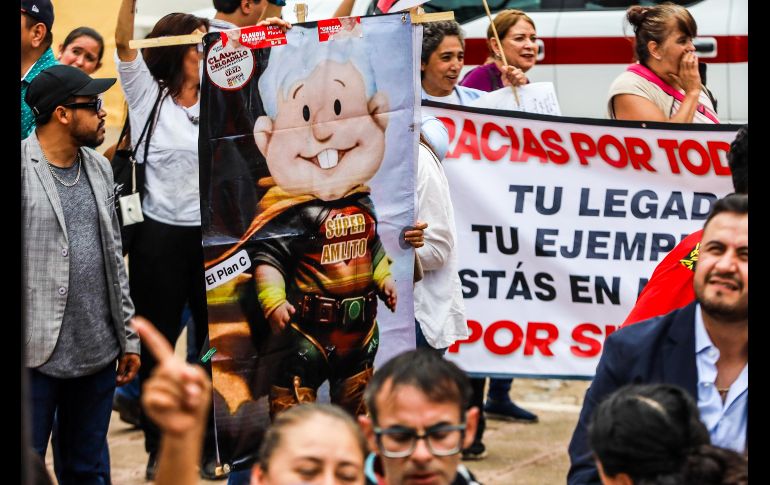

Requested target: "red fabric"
[
  {"left": 622, "top": 229, "right": 703, "bottom": 326},
  {"left": 376, "top": 0, "right": 397, "bottom": 13}
]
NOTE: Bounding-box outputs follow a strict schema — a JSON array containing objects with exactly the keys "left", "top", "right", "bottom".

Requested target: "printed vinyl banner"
[
  {"left": 199, "top": 14, "right": 419, "bottom": 468},
  {"left": 422, "top": 101, "right": 740, "bottom": 379}
]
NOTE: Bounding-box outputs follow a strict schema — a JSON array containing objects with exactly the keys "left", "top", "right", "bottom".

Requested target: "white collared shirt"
[
  {"left": 694, "top": 304, "right": 748, "bottom": 452},
  {"left": 413, "top": 144, "right": 468, "bottom": 349}
]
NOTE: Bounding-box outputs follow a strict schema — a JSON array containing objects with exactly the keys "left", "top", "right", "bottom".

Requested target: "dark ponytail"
[
  {"left": 589, "top": 384, "right": 719, "bottom": 483},
  {"left": 682, "top": 444, "right": 748, "bottom": 485}
]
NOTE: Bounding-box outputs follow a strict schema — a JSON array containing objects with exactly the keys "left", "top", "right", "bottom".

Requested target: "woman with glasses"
[{"left": 115, "top": 0, "right": 210, "bottom": 479}]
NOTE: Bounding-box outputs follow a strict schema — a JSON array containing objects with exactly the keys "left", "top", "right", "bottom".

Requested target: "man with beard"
[
  {"left": 567, "top": 193, "right": 748, "bottom": 485},
  {"left": 22, "top": 64, "right": 141, "bottom": 484}
]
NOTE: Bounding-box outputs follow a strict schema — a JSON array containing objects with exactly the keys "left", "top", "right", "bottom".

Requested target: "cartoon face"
[{"left": 254, "top": 60, "right": 389, "bottom": 201}]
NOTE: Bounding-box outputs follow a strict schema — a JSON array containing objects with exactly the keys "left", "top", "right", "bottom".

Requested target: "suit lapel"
[
  {"left": 662, "top": 302, "right": 699, "bottom": 398},
  {"left": 80, "top": 151, "right": 114, "bottom": 266},
  {"left": 29, "top": 133, "right": 68, "bottom": 240}
]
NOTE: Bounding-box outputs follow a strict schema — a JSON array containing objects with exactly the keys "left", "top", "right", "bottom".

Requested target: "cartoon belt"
[{"left": 296, "top": 290, "right": 378, "bottom": 327}]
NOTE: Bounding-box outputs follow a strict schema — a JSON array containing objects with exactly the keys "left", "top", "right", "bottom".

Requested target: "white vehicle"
[
  {"left": 194, "top": 0, "right": 747, "bottom": 122},
  {"left": 360, "top": 0, "right": 748, "bottom": 122}
]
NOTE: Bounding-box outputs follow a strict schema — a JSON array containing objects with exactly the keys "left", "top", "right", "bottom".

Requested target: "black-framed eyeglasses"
[
  {"left": 373, "top": 423, "right": 466, "bottom": 458},
  {"left": 62, "top": 98, "right": 103, "bottom": 113}
]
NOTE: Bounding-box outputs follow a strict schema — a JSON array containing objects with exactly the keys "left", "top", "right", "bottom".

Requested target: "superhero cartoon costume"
[{"left": 210, "top": 178, "right": 392, "bottom": 417}]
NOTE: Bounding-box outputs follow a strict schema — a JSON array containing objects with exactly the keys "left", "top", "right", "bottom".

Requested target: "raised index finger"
[{"left": 131, "top": 316, "right": 175, "bottom": 362}]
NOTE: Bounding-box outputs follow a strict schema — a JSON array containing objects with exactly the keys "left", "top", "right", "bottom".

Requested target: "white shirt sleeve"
[
  {"left": 114, "top": 50, "right": 161, "bottom": 150},
  {"left": 415, "top": 143, "right": 455, "bottom": 272}
]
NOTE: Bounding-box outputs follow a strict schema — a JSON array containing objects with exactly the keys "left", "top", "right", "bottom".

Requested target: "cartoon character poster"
[{"left": 199, "top": 13, "right": 419, "bottom": 470}]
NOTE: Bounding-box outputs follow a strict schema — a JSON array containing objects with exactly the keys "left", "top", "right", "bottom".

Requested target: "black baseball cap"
[
  {"left": 20, "top": 0, "right": 54, "bottom": 32},
  {"left": 25, "top": 65, "right": 116, "bottom": 119}
]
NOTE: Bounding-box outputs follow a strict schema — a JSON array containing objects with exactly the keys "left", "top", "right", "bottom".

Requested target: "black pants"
[
  {"left": 469, "top": 378, "right": 486, "bottom": 445},
  {"left": 129, "top": 215, "right": 209, "bottom": 454}
]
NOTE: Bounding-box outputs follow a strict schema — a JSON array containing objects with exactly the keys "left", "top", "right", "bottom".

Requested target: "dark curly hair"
[{"left": 421, "top": 20, "right": 465, "bottom": 68}]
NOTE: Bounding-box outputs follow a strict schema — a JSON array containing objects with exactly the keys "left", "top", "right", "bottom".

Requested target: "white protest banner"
[
  {"left": 423, "top": 101, "right": 740, "bottom": 378},
  {"left": 470, "top": 82, "right": 562, "bottom": 115}
]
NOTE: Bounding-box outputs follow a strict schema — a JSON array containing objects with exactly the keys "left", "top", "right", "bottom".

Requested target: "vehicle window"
[
  {"left": 367, "top": 1, "right": 560, "bottom": 24},
  {"left": 566, "top": 0, "right": 703, "bottom": 11},
  {"left": 366, "top": 0, "right": 703, "bottom": 20}
]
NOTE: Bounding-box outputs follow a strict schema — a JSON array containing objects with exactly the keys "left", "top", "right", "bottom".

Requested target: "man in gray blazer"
[{"left": 22, "top": 64, "right": 141, "bottom": 484}]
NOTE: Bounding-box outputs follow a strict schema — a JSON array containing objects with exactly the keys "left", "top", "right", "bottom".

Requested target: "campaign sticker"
[
  {"left": 204, "top": 249, "right": 252, "bottom": 290},
  {"left": 233, "top": 25, "right": 287, "bottom": 49},
  {"left": 206, "top": 36, "right": 255, "bottom": 91},
  {"left": 317, "top": 17, "right": 363, "bottom": 42}
]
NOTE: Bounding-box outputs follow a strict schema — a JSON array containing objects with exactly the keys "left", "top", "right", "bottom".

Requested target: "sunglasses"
[{"left": 62, "top": 98, "right": 103, "bottom": 113}]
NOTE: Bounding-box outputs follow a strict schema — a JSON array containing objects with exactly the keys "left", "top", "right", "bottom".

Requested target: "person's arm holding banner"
[
  {"left": 133, "top": 316, "right": 212, "bottom": 485},
  {"left": 404, "top": 221, "right": 427, "bottom": 248},
  {"left": 333, "top": 0, "right": 356, "bottom": 18},
  {"left": 501, "top": 66, "right": 528, "bottom": 87},
  {"left": 115, "top": 0, "right": 138, "bottom": 62}
]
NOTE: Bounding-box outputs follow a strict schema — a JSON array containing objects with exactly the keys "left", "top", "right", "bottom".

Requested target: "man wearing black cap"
[
  {"left": 22, "top": 64, "right": 141, "bottom": 484},
  {"left": 21, "top": 0, "right": 58, "bottom": 139}
]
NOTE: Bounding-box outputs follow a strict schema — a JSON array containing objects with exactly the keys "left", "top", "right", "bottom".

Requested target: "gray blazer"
[{"left": 22, "top": 131, "right": 140, "bottom": 368}]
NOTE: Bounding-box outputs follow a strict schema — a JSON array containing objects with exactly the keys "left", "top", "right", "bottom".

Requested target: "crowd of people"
[{"left": 21, "top": 0, "right": 747, "bottom": 484}]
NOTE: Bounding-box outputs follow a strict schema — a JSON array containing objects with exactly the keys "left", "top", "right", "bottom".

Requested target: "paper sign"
[
  {"left": 470, "top": 82, "right": 562, "bottom": 116},
  {"left": 219, "top": 25, "right": 287, "bottom": 50},
  {"left": 204, "top": 249, "right": 251, "bottom": 290},
  {"left": 317, "top": 17, "right": 363, "bottom": 42}
]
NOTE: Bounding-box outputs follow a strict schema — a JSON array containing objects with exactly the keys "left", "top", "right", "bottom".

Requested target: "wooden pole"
[
  {"left": 129, "top": 31, "right": 203, "bottom": 49},
  {"left": 481, "top": 0, "right": 520, "bottom": 106},
  {"left": 410, "top": 10, "right": 454, "bottom": 23},
  {"left": 295, "top": 3, "right": 307, "bottom": 23}
]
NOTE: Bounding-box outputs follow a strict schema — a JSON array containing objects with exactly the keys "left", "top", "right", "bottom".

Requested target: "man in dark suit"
[{"left": 567, "top": 193, "right": 748, "bottom": 485}]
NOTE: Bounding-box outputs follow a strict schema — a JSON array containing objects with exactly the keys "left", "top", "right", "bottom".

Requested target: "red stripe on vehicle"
[{"left": 465, "top": 36, "right": 747, "bottom": 65}]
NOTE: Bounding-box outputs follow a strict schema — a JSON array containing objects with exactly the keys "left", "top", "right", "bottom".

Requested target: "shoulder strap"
[
  {"left": 131, "top": 87, "right": 166, "bottom": 161},
  {"left": 626, "top": 64, "right": 719, "bottom": 124},
  {"left": 116, "top": 109, "right": 131, "bottom": 147}
]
